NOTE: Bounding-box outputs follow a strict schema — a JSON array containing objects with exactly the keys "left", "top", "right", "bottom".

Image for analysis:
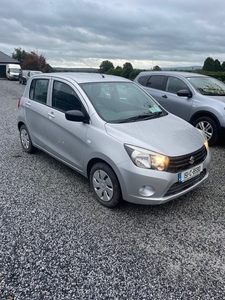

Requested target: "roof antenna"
[{"left": 76, "top": 58, "right": 105, "bottom": 78}]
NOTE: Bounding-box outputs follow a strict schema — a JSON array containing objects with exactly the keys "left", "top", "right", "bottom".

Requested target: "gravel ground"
[{"left": 0, "top": 79, "right": 225, "bottom": 300}]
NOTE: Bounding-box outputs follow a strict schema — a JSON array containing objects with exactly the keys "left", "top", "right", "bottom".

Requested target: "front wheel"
[
  {"left": 193, "top": 116, "right": 219, "bottom": 146},
  {"left": 90, "top": 163, "right": 122, "bottom": 208},
  {"left": 19, "top": 125, "right": 37, "bottom": 153}
]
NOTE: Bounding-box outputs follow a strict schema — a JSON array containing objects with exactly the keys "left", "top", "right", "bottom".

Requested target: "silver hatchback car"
[
  {"left": 134, "top": 71, "right": 225, "bottom": 145},
  {"left": 17, "top": 73, "right": 210, "bottom": 208}
]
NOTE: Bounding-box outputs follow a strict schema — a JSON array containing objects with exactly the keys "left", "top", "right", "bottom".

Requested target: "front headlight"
[
  {"left": 197, "top": 129, "right": 209, "bottom": 150},
  {"left": 124, "top": 144, "right": 169, "bottom": 171}
]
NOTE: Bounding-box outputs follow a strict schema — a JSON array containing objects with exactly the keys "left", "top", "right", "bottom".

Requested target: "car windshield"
[
  {"left": 10, "top": 68, "right": 20, "bottom": 73},
  {"left": 187, "top": 76, "right": 225, "bottom": 96},
  {"left": 30, "top": 71, "right": 42, "bottom": 76},
  {"left": 81, "top": 82, "right": 166, "bottom": 123}
]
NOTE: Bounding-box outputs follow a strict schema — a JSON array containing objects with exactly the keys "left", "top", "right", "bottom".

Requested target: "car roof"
[
  {"left": 34, "top": 72, "right": 131, "bottom": 84},
  {"left": 137, "top": 71, "right": 207, "bottom": 78}
]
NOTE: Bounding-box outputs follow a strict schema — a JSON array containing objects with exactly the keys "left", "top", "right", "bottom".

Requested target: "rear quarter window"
[
  {"left": 146, "top": 75, "right": 166, "bottom": 90},
  {"left": 137, "top": 75, "right": 150, "bottom": 86}
]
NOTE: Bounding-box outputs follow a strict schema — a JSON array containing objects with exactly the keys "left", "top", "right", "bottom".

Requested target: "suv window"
[
  {"left": 29, "top": 79, "right": 49, "bottom": 104},
  {"left": 166, "top": 76, "right": 189, "bottom": 94},
  {"left": 146, "top": 75, "right": 166, "bottom": 90},
  {"left": 52, "top": 81, "right": 81, "bottom": 112},
  {"left": 137, "top": 75, "right": 150, "bottom": 86}
]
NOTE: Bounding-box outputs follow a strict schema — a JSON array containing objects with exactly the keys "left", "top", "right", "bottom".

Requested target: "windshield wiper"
[{"left": 115, "top": 111, "right": 164, "bottom": 123}]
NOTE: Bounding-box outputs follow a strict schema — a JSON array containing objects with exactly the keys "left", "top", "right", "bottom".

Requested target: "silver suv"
[
  {"left": 17, "top": 72, "right": 210, "bottom": 208},
  {"left": 134, "top": 71, "right": 225, "bottom": 145}
]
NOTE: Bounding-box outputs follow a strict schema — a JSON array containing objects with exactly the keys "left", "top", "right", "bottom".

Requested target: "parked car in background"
[
  {"left": 17, "top": 73, "right": 210, "bottom": 208},
  {"left": 19, "top": 70, "right": 30, "bottom": 84},
  {"left": 134, "top": 71, "right": 225, "bottom": 145},
  {"left": 6, "top": 64, "right": 21, "bottom": 81},
  {"left": 24, "top": 70, "right": 43, "bottom": 84}
]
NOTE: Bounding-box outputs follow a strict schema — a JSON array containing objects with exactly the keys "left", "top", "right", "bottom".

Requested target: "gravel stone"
[{"left": 0, "top": 79, "right": 225, "bottom": 300}]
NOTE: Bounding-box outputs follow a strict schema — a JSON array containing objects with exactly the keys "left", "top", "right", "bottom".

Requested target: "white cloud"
[{"left": 1, "top": 0, "right": 225, "bottom": 69}]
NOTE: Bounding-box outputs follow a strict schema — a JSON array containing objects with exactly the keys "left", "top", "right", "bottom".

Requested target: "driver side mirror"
[{"left": 177, "top": 89, "right": 192, "bottom": 98}]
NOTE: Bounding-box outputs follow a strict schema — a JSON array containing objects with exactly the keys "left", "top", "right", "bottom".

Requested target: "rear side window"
[
  {"left": 52, "top": 81, "right": 82, "bottom": 112},
  {"left": 146, "top": 75, "right": 166, "bottom": 90},
  {"left": 29, "top": 79, "right": 49, "bottom": 104}
]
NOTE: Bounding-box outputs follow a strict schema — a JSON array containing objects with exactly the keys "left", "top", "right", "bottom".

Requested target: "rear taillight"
[{"left": 18, "top": 97, "right": 21, "bottom": 108}]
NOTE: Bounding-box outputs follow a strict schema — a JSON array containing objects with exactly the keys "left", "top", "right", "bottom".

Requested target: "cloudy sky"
[{"left": 1, "top": 0, "right": 225, "bottom": 69}]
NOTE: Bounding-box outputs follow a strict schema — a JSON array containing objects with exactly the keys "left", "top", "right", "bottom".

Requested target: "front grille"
[
  {"left": 164, "top": 169, "right": 206, "bottom": 197},
  {"left": 167, "top": 146, "right": 207, "bottom": 173}
]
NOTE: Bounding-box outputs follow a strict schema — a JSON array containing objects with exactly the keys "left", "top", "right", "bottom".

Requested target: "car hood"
[
  {"left": 208, "top": 95, "right": 225, "bottom": 102},
  {"left": 105, "top": 114, "right": 205, "bottom": 157}
]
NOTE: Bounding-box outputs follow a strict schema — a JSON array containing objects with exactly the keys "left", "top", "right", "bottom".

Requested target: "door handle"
[
  {"left": 48, "top": 112, "right": 55, "bottom": 118},
  {"left": 162, "top": 95, "right": 167, "bottom": 98},
  {"left": 25, "top": 101, "right": 31, "bottom": 107}
]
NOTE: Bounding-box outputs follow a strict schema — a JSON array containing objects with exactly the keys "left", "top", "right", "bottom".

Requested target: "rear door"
[{"left": 24, "top": 78, "right": 50, "bottom": 148}]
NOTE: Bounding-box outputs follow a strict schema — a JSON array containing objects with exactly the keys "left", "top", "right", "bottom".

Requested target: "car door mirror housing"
[
  {"left": 65, "top": 110, "right": 89, "bottom": 123},
  {"left": 177, "top": 89, "right": 192, "bottom": 98}
]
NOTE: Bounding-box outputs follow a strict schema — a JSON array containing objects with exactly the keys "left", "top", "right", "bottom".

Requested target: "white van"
[{"left": 6, "top": 64, "right": 21, "bottom": 81}]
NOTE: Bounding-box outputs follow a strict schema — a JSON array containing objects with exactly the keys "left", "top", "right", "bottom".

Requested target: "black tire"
[
  {"left": 193, "top": 116, "right": 219, "bottom": 146},
  {"left": 90, "top": 162, "right": 122, "bottom": 208},
  {"left": 19, "top": 125, "right": 37, "bottom": 153}
]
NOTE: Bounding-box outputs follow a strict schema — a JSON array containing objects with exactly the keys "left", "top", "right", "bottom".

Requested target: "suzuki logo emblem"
[{"left": 189, "top": 156, "right": 195, "bottom": 165}]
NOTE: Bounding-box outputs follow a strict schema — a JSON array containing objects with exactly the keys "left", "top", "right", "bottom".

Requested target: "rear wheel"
[
  {"left": 90, "top": 162, "right": 121, "bottom": 208},
  {"left": 19, "top": 125, "right": 37, "bottom": 153},
  {"left": 193, "top": 116, "right": 219, "bottom": 146}
]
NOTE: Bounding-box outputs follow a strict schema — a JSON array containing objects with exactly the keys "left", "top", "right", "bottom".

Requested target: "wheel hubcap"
[
  {"left": 20, "top": 129, "right": 30, "bottom": 149},
  {"left": 92, "top": 170, "right": 113, "bottom": 202},
  {"left": 196, "top": 121, "right": 213, "bottom": 141}
]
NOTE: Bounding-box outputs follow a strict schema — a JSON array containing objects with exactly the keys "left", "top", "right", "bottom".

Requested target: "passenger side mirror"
[{"left": 177, "top": 89, "right": 192, "bottom": 98}]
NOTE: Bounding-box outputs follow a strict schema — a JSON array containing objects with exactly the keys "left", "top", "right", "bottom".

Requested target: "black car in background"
[{"left": 19, "top": 70, "right": 30, "bottom": 84}]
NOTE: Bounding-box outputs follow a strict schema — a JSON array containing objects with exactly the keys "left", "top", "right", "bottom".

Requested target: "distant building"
[{"left": 0, "top": 51, "right": 20, "bottom": 78}]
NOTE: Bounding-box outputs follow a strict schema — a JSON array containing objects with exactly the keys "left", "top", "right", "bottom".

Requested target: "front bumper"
[{"left": 117, "top": 149, "right": 211, "bottom": 205}]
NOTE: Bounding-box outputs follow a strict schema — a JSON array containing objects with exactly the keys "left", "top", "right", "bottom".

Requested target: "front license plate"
[{"left": 178, "top": 164, "right": 203, "bottom": 183}]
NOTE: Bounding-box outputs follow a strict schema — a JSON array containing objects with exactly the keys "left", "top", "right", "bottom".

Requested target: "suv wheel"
[
  {"left": 90, "top": 162, "right": 121, "bottom": 208},
  {"left": 193, "top": 116, "right": 218, "bottom": 146}
]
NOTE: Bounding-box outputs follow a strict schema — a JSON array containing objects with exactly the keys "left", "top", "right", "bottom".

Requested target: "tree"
[
  {"left": 99, "top": 60, "right": 114, "bottom": 73},
  {"left": 203, "top": 57, "right": 215, "bottom": 71},
  {"left": 121, "top": 62, "right": 133, "bottom": 79},
  {"left": 21, "top": 51, "right": 52, "bottom": 72},
  {"left": 12, "top": 47, "right": 28, "bottom": 64},
  {"left": 153, "top": 65, "right": 161, "bottom": 71},
  {"left": 214, "top": 59, "right": 222, "bottom": 71},
  {"left": 107, "top": 66, "right": 122, "bottom": 76},
  {"left": 222, "top": 61, "right": 225, "bottom": 71}
]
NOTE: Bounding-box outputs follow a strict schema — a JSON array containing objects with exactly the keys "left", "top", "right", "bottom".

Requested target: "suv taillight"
[{"left": 18, "top": 97, "right": 21, "bottom": 108}]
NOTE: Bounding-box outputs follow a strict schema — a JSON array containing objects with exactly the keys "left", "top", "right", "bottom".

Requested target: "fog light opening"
[{"left": 139, "top": 185, "right": 155, "bottom": 197}]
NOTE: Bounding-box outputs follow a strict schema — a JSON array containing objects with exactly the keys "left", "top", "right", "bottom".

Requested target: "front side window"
[
  {"left": 29, "top": 79, "right": 49, "bottom": 104},
  {"left": 52, "top": 81, "right": 82, "bottom": 112},
  {"left": 166, "top": 77, "right": 189, "bottom": 94}
]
